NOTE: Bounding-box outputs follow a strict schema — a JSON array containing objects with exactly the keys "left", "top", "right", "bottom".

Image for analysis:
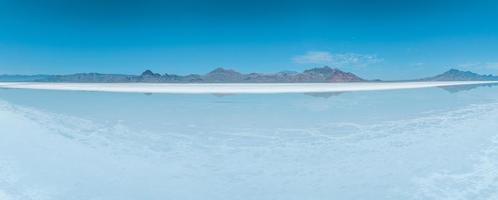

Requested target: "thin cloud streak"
[{"left": 292, "top": 51, "right": 383, "bottom": 67}]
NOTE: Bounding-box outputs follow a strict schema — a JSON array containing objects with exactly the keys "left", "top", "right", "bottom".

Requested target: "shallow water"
[{"left": 1, "top": 85, "right": 498, "bottom": 200}]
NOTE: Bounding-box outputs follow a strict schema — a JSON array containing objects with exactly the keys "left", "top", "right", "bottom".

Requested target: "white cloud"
[
  {"left": 292, "top": 51, "right": 383, "bottom": 67},
  {"left": 292, "top": 51, "right": 333, "bottom": 64}
]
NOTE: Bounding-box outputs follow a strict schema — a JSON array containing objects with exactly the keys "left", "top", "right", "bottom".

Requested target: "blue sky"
[{"left": 1, "top": 0, "right": 498, "bottom": 80}]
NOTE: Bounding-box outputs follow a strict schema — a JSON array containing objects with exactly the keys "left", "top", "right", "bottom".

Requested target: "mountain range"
[
  {"left": 420, "top": 69, "right": 498, "bottom": 81},
  {"left": 1, "top": 67, "right": 497, "bottom": 83}
]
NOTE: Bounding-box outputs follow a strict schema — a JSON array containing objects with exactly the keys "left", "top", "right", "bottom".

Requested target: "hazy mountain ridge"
[
  {"left": 1, "top": 68, "right": 497, "bottom": 83},
  {"left": 422, "top": 69, "right": 498, "bottom": 81},
  {"left": 1, "top": 66, "right": 364, "bottom": 83}
]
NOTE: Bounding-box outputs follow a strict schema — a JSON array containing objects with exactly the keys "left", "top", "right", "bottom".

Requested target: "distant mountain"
[
  {"left": 0, "top": 66, "right": 365, "bottom": 83},
  {"left": 422, "top": 69, "right": 498, "bottom": 81},
  {"left": 2, "top": 67, "right": 497, "bottom": 83},
  {"left": 300, "top": 67, "right": 363, "bottom": 82},
  {"left": 204, "top": 68, "right": 245, "bottom": 82}
]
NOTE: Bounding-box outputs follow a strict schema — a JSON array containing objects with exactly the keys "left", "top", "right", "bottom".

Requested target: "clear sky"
[{"left": 1, "top": 0, "right": 498, "bottom": 80}]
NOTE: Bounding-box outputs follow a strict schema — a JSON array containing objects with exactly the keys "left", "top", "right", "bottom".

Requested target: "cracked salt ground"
[
  {"left": 415, "top": 135, "right": 498, "bottom": 200},
  {"left": 1, "top": 87, "right": 498, "bottom": 200}
]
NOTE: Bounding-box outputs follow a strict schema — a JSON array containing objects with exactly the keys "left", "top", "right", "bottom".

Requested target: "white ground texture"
[
  {"left": 1, "top": 81, "right": 497, "bottom": 94},
  {"left": 1, "top": 98, "right": 498, "bottom": 199}
]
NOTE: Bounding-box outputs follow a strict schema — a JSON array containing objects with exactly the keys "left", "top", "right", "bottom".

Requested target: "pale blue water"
[{"left": 1, "top": 85, "right": 498, "bottom": 200}]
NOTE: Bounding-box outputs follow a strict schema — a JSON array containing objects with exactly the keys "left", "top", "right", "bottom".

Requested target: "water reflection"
[{"left": 438, "top": 83, "right": 498, "bottom": 93}]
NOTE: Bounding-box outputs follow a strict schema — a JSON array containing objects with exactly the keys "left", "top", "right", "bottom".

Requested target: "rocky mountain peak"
[
  {"left": 301, "top": 66, "right": 363, "bottom": 82},
  {"left": 208, "top": 68, "right": 241, "bottom": 75},
  {"left": 141, "top": 70, "right": 160, "bottom": 77},
  {"left": 303, "top": 66, "right": 336, "bottom": 74},
  {"left": 426, "top": 69, "right": 498, "bottom": 81}
]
